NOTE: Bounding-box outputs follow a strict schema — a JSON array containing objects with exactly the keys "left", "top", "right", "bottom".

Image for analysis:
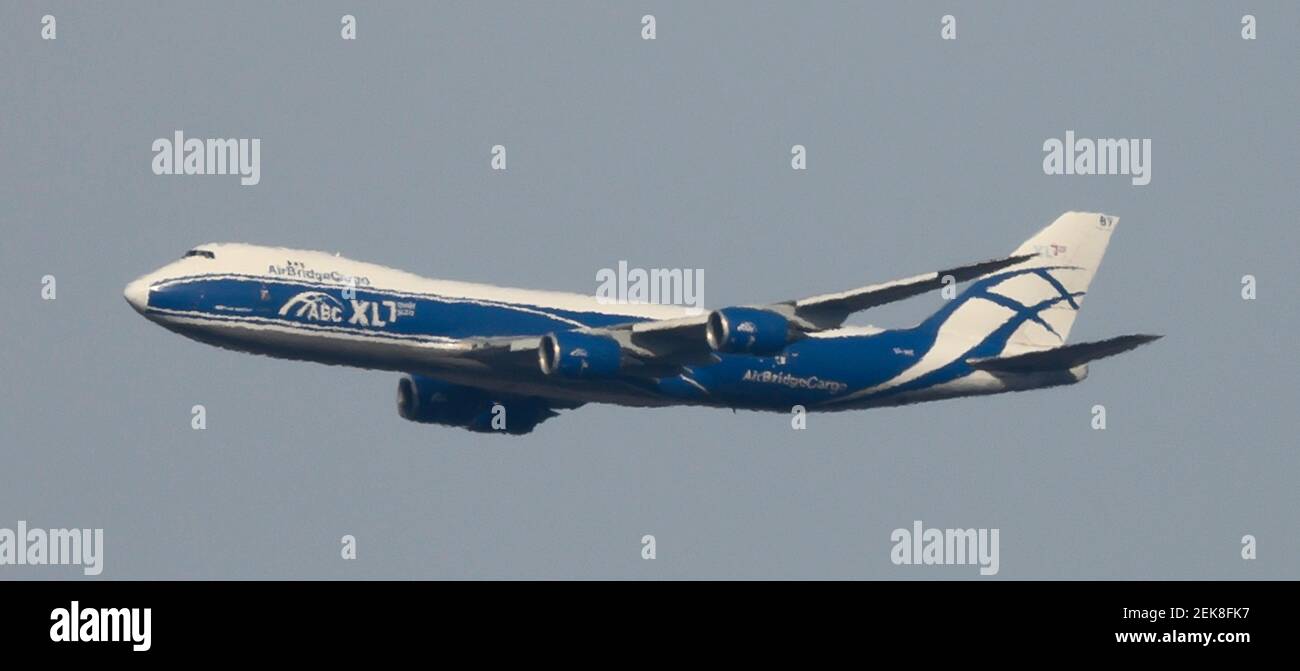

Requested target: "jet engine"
[
  {"left": 537, "top": 331, "right": 623, "bottom": 378},
  {"left": 705, "top": 307, "right": 796, "bottom": 355},
  {"left": 396, "top": 375, "right": 558, "bottom": 435}
]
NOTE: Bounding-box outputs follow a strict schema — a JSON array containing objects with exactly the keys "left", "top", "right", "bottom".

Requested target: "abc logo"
[{"left": 278, "top": 291, "right": 344, "bottom": 322}]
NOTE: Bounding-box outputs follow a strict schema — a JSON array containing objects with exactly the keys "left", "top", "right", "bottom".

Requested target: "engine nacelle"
[
  {"left": 538, "top": 331, "right": 622, "bottom": 378},
  {"left": 705, "top": 307, "right": 793, "bottom": 355},
  {"left": 396, "top": 375, "right": 557, "bottom": 435}
]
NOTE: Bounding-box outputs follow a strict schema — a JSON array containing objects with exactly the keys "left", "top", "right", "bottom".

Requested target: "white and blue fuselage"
[{"left": 124, "top": 241, "right": 1090, "bottom": 422}]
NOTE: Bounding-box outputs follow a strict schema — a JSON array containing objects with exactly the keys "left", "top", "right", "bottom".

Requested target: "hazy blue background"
[{"left": 2, "top": 2, "right": 1296, "bottom": 578}]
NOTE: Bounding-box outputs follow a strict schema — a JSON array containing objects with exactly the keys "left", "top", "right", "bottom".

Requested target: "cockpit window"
[{"left": 183, "top": 249, "right": 216, "bottom": 259}]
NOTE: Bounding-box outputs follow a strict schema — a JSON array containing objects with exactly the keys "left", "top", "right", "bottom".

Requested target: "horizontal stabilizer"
[{"left": 967, "top": 334, "right": 1161, "bottom": 374}]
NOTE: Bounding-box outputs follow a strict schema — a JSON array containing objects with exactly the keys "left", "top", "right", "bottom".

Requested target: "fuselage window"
[{"left": 183, "top": 249, "right": 216, "bottom": 259}]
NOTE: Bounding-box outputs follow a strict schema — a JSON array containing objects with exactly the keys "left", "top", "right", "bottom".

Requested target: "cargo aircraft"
[{"left": 125, "top": 212, "right": 1159, "bottom": 434}]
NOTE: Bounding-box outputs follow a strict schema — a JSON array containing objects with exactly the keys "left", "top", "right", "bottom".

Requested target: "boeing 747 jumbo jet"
[{"left": 125, "top": 212, "right": 1159, "bottom": 434}]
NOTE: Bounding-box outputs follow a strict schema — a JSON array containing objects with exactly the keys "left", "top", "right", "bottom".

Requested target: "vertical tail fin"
[{"left": 925, "top": 212, "right": 1120, "bottom": 353}]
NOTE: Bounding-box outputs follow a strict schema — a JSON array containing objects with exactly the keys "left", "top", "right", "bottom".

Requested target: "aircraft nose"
[{"left": 123, "top": 277, "right": 150, "bottom": 313}]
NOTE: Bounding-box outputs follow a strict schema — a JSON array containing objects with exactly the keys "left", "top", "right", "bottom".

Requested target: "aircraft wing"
[
  {"left": 614, "top": 251, "right": 1036, "bottom": 345},
  {"left": 784, "top": 253, "right": 1036, "bottom": 329},
  {"left": 453, "top": 335, "right": 545, "bottom": 368},
  {"left": 440, "top": 252, "right": 1034, "bottom": 374}
]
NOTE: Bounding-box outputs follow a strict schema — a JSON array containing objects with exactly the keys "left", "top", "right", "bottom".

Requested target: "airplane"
[{"left": 124, "top": 211, "right": 1160, "bottom": 434}]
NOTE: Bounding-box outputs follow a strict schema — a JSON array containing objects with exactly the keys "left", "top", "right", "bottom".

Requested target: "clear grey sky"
[{"left": 1, "top": 1, "right": 1296, "bottom": 578}]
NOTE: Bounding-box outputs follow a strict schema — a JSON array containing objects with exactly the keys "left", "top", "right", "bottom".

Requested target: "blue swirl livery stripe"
[{"left": 826, "top": 266, "right": 1084, "bottom": 406}]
